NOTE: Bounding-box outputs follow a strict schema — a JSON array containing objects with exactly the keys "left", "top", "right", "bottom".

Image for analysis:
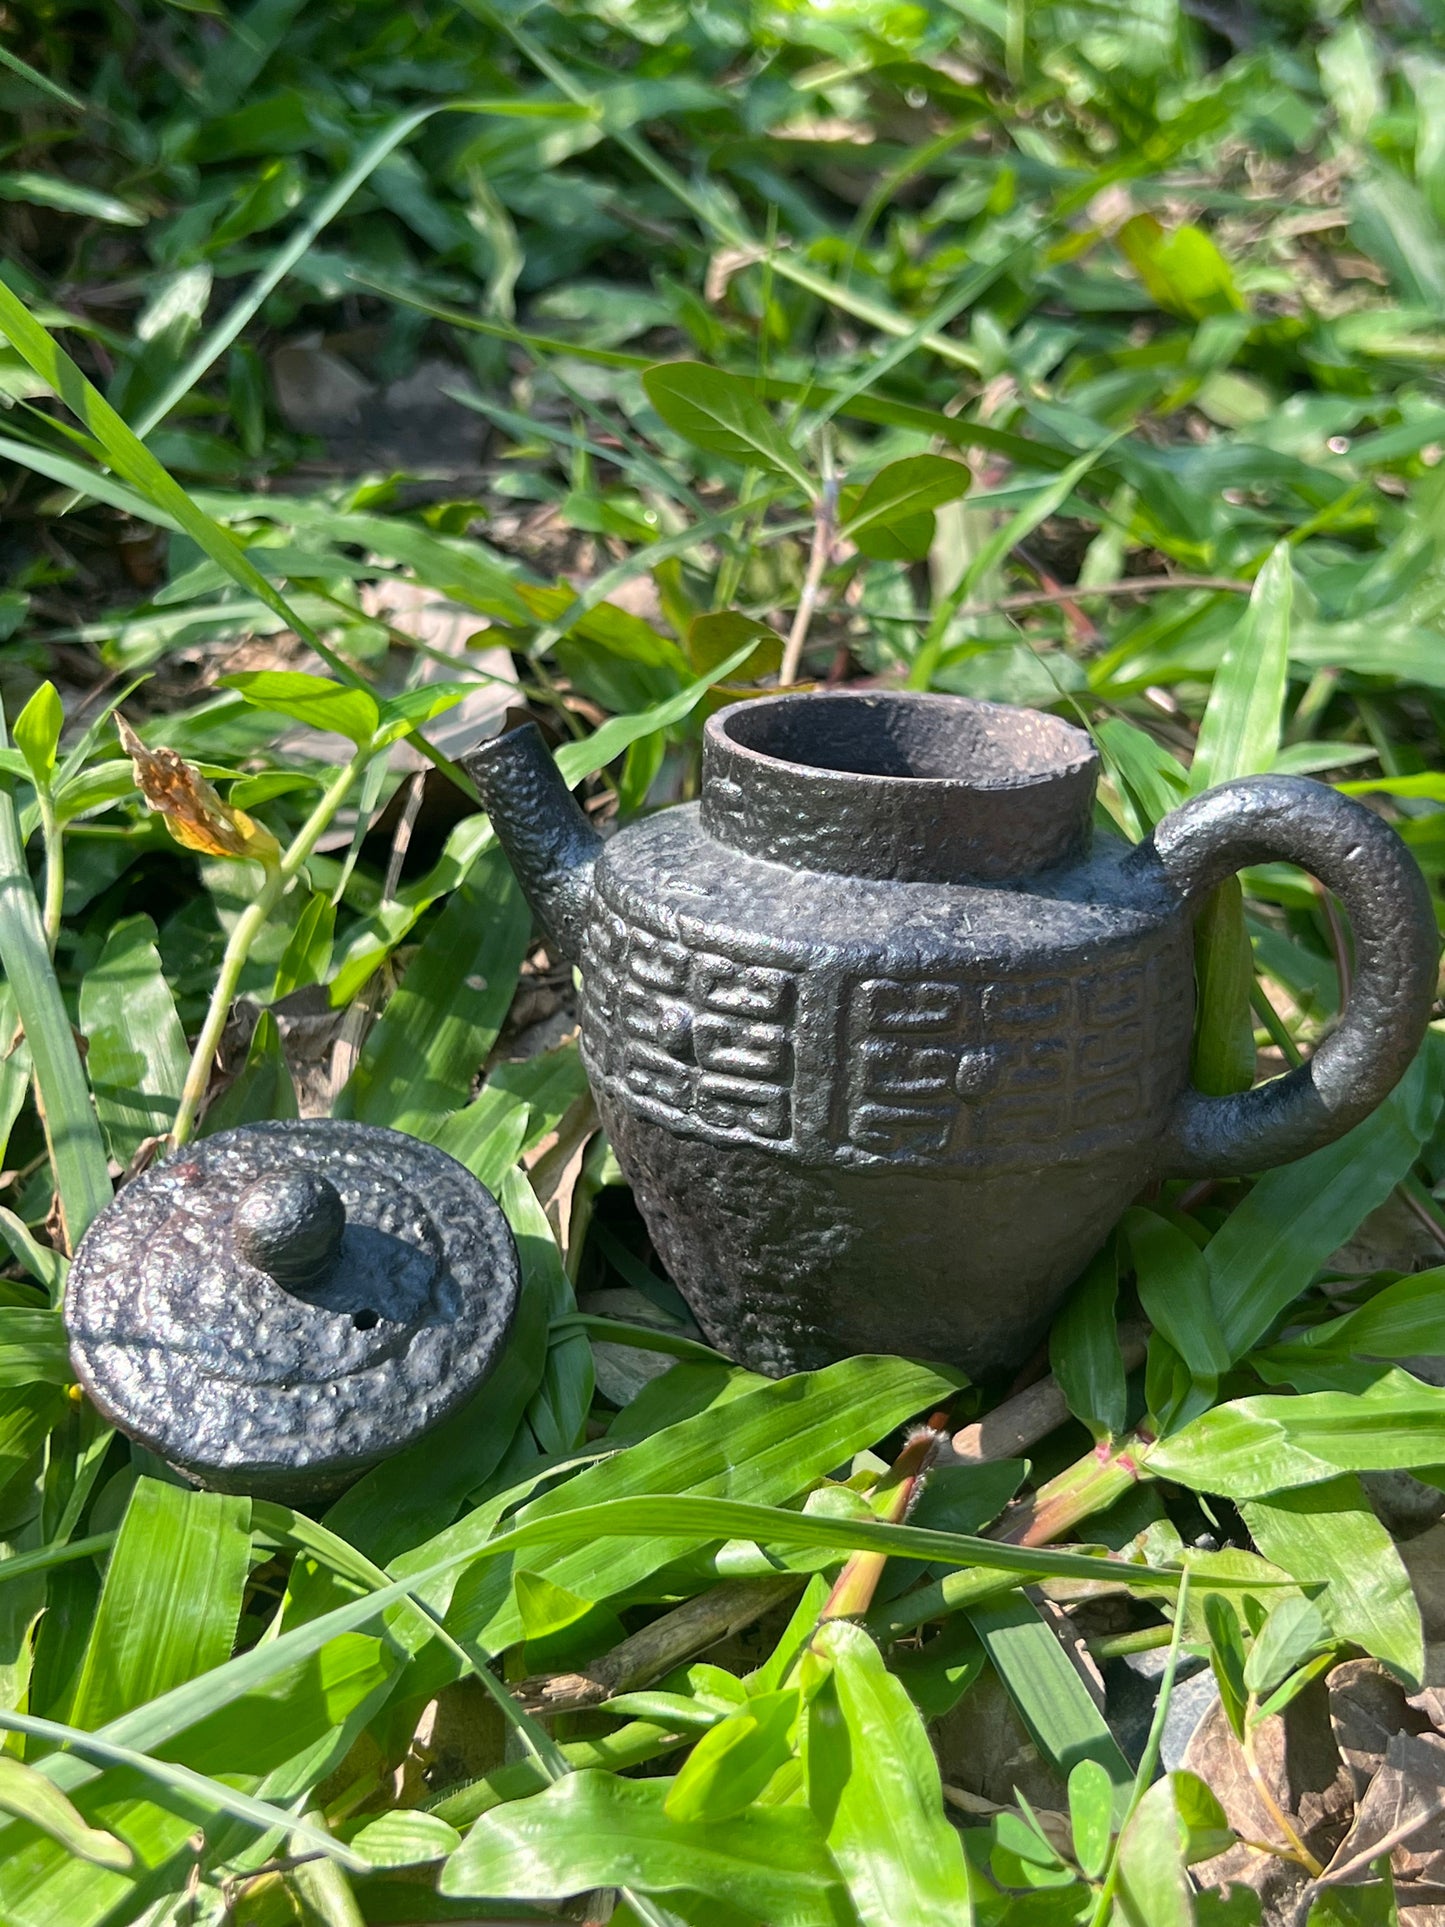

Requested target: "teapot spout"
[{"left": 462, "top": 723, "right": 601, "bottom": 962}]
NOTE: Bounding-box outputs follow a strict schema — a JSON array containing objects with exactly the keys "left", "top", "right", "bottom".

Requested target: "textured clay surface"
[
  {"left": 468, "top": 691, "right": 1436, "bottom": 1381},
  {"left": 65, "top": 1120, "right": 520, "bottom": 1499}
]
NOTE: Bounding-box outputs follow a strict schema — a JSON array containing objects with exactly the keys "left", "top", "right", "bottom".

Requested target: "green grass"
[{"left": 1, "top": 1, "right": 1445, "bottom": 1921}]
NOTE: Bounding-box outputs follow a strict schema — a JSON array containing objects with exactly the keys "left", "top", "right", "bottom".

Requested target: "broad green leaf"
[
  {"left": 1145, "top": 1372, "right": 1445, "bottom": 1498},
  {"left": 888, "top": 1614, "right": 985, "bottom": 1721},
  {"left": 751, "top": 1574, "right": 831, "bottom": 1697},
  {"left": 0, "top": 719, "right": 112, "bottom": 1247},
  {"left": 0, "top": 985, "right": 31, "bottom": 1175},
  {"left": 1307, "top": 1874, "right": 1398, "bottom": 1927},
  {"left": 221, "top": 670, "right": 380, "bottom": 746},
  {"left": 643, "top": 362, "right": 814, "bottom": 496},
  {"left": 348, "top": 1809, "right": 460, "bottom": 1867},
  {"left": 1206, "top": 1046, "right": 1444, "bottom": 1362},
  {"left": 1241, "top": 1594, "right": 1333, "bottom": 1698},
  {"left": 431, "top": 1042, "right": 588, "bottom": 1185},
  {"left": 1069, "top": 1758, "right": 1114, "bottom": 1880},
  {"left": 1204, "top": 1594, "right": 1249, "bottom": 1741},
  {"left": 271, "top": 890, "right": 335, "bottom": 1001},
  {"left": 1243, "top": 1476, "right": 1423, "bottom": 1688},
  {"left": 337, "top": 842, "right": 529, "bottom": 1135},
  {"left": 12, "top": 684, "right": 63, "bottom": 787},
  {"left": 0, "top": 1223, "right": 66, "bottom": 1301},
  {"left": 1171, "top": 1770, "right": 1234, "bottom": 1865},
  {"left": 665, "top": 1688, "right": 798, "bottom": 1822},
  {"left": 687, "top": 611, "right": 783, "bottom": 681},
  {"left": 0, "top": 1704, "right": 366, "bottom": 1877},
  {"left": 809, "top": 1618, "right": 973, "bottom": 1927},
  {"left": 66, "top": 1478, "right": 251, "bottom": 1730},
  {"left": 440, "top": 1770, "right": 844, "bottom": 1923},
  {"left": 518, "top": 583, "right": 691, "bottom": 674},
  {"left": 0, "top": 1757, "right": 130, "bottom": 1870},
  {"left": 1124, "top": 1208, "right": 1232, "bottom": 1381},
  {"left": 1050, "top": 1242, "right": 1127, "bottom": 1443},
  {"left": 840, "top": 454, "right": 971, "bottom": 562},
  {"left": 967, "top": 1593, "right": 1134, "bottom": 1819},
  {"left": 1191, "top": 543, "right": 1293, "bottom": 792},
  {"left": 1116, "top": 1777, "right": 1196, "bottom": 1927},
  {"left": 1119, "top": 213, "right": 1245, "bottom": 320},
  {"left": 79, "top": 914, "right": 188, "bottom": 1163}
]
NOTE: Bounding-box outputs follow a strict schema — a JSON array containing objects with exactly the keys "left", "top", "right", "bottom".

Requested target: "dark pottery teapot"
[
  {"left": 64, "top": 1119, "right": 519, "bottom": 1502},
  {"left": 464, "top": 691, "right": 1436, "bottom": 1381}
]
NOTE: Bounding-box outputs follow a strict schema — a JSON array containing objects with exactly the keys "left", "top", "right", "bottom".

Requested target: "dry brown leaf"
[{"left": 116, "top": 716, "right": 280, "bottom": 866}]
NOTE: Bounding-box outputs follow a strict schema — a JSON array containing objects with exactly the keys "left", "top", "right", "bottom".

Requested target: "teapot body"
[
  {"left": 579, "top": 802, "right": 1191, "bottom": 1378},
  {"left": 465, "top": 687, "right": 1436, "bottom": 1383}
]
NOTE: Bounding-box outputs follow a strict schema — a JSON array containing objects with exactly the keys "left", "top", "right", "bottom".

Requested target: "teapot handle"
[{"left": 1134, "top": 774, "right": 1437, "bottom": 1178}]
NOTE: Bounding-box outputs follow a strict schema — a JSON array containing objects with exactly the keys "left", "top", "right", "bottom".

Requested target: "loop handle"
[{"left": 1134, "top": 775, "right": 1437, "bottom": 1177}]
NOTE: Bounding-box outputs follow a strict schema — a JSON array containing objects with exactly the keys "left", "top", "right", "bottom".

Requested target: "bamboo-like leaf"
[
  {"left": 78, "top": 915, "right": 188, "bottom": 1164},
  {"left": 1050, "top": 1243, "right": 1127, "bottom": 1443},
  {"left": 1125, "top": 1209, "right": 1232, "bottom": 1381},
  {"left": 0, "top": 715, "right": 111, "bottom": 1249},
  {"left": 1242, "top": 1476, "right": 1423, "bottom": 1688},
  {"left": 643, "top": 362, "right": 814, "bottom": 496},
  {"left": 441, "top": 1769, "right": 843, "bottom": 1921},
  {"left": 65, "top": 1478, "right": 251, "bottom": 1730},
  {"left": 1145, "top": 1371, "right": 1445, "bottom": 1499},
  {"left": 1206, "top": 1045, "right": 1444, "bottom": 1362},
  {"left": 337, "top": 842, "right": 530, "bottom": 1135},
  {"left": 967, "top": 1593, "right": 1134, "bottom": 1819},
  {"left": 1190, "top": 541, "right": 1293, "bottom": 792},
  {"left": 808, "top": 1619, "right": 973, "bottom": 1926}
]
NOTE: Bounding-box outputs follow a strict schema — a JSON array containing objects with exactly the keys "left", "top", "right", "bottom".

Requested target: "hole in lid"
[{"left": 352, "top": 1308, "right": 379, "bottom": 1331}]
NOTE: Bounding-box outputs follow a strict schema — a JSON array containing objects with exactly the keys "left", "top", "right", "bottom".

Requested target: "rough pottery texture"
[
  {"left": 465, "top": 691, "right": 1437, "bottom": 1381},
  {"left": 65, "top": 1119, "right": 520, "bottom": 1501}
]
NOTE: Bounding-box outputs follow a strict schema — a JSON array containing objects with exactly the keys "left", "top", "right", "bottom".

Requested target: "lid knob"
[{"left": 234, "top": 1171, "right": 345, "bottom": 1292}]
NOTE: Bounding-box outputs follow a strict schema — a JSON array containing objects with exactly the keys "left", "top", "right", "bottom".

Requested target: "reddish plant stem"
[{"left": 816, "top": 1412, "right": 951, "bottom": 1627}]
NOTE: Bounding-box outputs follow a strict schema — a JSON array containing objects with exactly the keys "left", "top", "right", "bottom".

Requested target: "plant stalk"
[
  {"left": 779, "top": 470, "right": 838, "bottom": 686},
  {"left": 170, "top": 750, "right": 368, "bottom": 1146},
  {"left": 35, "top": 786, "right": 63, "bottom": 955},
  {"left": 994, "top": 1440, "right": 1145, "bottom": 1547}
]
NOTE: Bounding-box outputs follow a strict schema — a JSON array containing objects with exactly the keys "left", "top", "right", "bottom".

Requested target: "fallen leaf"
[
  {"left": 1322, "top": 1731, "right": 1445, "bottom": 1886},
  {"left": 1331, "top": 1660, "right": 1429, "bottom": 1801},
  {"left": 116, "top": 716, "right": 280, "bottom": 866}
]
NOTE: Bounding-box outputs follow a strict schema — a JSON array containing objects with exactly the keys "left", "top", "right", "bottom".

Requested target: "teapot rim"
[{"left": 705, "top": 688, "right": 1097, "bottom": 795}]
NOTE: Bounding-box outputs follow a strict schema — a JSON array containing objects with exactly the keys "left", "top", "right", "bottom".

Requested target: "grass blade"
[{"left": 0, "top": 715, "right": 111, "bottom": 1251}]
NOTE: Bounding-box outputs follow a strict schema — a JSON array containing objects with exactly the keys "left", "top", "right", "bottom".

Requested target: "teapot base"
[{"left": 602, "top": 1099, "right": 1148, "bottom": 1383}]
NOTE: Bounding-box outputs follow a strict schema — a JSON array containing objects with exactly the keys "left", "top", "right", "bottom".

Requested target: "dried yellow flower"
[{"left": 116, "top": 715, "right": 280, "bottom": 867}]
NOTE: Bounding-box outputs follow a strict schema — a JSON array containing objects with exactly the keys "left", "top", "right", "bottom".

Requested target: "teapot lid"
[{"left": 64, "top": 1119, "right": 520, "bottom": 1501}]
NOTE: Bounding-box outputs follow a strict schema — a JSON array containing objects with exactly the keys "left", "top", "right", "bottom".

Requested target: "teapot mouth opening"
[
  {"left": 702, "top": 691, "right": 1099, "bottom": 883},
  {"left": 713, "top": 690, "right": 1093, "bottom": 791}
]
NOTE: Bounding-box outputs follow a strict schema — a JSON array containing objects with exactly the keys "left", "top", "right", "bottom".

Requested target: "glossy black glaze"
[
  {"left": 465, "top": 690, "right": 1437, "bottom": 1381},
  {"left": 65, "top": 1120, "right": 520, "bottom": 1501}
]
